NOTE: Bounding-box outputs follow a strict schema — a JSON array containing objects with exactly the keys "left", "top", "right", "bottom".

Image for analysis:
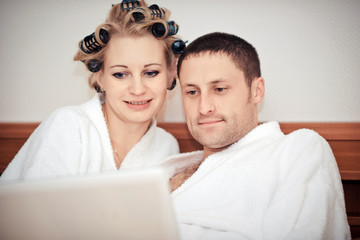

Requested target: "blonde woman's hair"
[{"left": 74, "top": 0, "right": 182, "bottom": 90}]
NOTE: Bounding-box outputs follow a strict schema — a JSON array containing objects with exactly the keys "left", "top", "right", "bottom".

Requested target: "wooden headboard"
[
  {"left": 158, "top": 122, "right": 360, "bottom": 181},
  {"left": 0, "top": 122, "right": 359, "bottom": 237}
]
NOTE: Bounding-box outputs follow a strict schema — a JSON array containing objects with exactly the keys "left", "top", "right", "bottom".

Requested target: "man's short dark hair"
[{"left": 177, "top": 32, "right": 261, "bottom": 87}]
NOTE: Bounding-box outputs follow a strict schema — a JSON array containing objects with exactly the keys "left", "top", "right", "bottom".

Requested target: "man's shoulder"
[
  {"left": 281, "top": 128, "right": 332, "bottom": 163},
  {"left": 286, "top": 128, "right": 326, "bottom": 145}
]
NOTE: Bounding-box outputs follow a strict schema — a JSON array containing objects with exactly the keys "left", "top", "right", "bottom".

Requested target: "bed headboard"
[{"left": 0, "top": 122, "right": 359, "bottom": 237}]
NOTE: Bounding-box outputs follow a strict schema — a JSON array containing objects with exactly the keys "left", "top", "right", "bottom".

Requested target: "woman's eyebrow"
[{"left": 110, "top": 64, "right": 128, "bottom": 69}]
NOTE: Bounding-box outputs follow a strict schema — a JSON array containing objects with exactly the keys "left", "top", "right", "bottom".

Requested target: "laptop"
[{"left": 0, "top": 168, "right": 179, "bottom": 240}]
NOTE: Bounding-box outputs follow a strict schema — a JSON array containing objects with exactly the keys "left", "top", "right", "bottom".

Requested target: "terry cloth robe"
[
  {"left": 162, "top": 121, "right": 351, "bottom": 240},
  {"left": 1, "top": 94, "right": 179, "bottom": 183}
]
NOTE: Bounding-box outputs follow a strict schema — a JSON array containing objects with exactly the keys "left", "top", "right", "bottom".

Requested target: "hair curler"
[
  {"left": 152, "top": 20, "right": 178, "bottom": 38},
  {"left": 79, "top": 28, "right": 110, "bottom": 54},
  {"left": 86, "top": 59, "right": 102, "bottom": 73},
  {"left": 172, "top": 39, "right": 187, "bottom": 55},
  {"left": 131, "top": 4, "right": 165, "bottom": 22},
  {"left": 148, "top": 4, "right": 165, "bottom": 19},
  {"left": 121, "top": 0, "right": 140, "bottom": 12}
]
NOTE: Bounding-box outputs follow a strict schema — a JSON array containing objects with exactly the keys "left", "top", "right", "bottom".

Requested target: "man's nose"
[{"left": 199, "top": 94, "right": 215, "bottom": 115}]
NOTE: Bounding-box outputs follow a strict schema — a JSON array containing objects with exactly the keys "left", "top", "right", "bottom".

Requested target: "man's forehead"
[
  {"left": 180, "top": 53, "right": 244, "bottom": 86},
  {"left": 182, "top": 51, "right": 228, "bottom": 61},
  {"left": 180, "top": 52, "right": 239, "bottom": 73}
]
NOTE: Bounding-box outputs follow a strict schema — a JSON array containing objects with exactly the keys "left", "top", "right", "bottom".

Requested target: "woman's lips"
[
  {"left": 125, "top": 100, "right": 152, "bottom": 105},
  {"left": 124, "top": 99, "right": 153, "bottom": 110}
]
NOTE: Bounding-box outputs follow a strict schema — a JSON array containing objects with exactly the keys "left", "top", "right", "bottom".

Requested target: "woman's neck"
[{"left": 102, "top": 104, "right": 151, "bottom": 169}]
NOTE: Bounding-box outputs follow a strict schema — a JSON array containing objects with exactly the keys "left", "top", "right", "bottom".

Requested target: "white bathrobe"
[
  {"left": 1, "top": 94, "right": 179, "bottom": 182},
  {"left": 162, "top": 121, "right": 350, "bottom": 240}
]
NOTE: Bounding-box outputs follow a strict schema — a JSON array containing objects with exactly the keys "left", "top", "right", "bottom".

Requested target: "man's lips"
[{"left": 198, "top": 119, "right": 224, "bottom": 126}]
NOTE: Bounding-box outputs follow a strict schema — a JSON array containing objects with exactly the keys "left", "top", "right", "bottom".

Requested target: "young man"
[{"left": 164, "top": 32, "right": 350, "bottom": 239}]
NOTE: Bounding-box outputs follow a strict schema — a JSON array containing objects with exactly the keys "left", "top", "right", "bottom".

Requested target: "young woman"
[{"left": 1, "top": 0, "right": 185, "bottom": 182}]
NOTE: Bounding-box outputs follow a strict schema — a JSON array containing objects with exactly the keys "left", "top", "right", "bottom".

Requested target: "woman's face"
[{"left": 97, "top": 35, "right": 173, "bottom": 125}]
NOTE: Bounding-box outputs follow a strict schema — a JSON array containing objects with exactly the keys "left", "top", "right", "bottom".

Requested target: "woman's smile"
[{"left": 124, "top": 99, "right": 153, "bottom": 110}]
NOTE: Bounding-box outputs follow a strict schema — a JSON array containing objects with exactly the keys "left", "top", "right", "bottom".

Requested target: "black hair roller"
[
  {"left": 172, "top": 39, "right": 186, "bottom": 55},
  {"left": 132, "top": 12, "right": 145, "bottom": 22},
  {"left": 131, "top": 8, "right": 146, "bottom": 22},
  {"left": 148, "top": 4, "right": 165, "bottom": 19},
  {"left": 87, "top": 59, "right": 102, "bottom": 73},
  {"left": 132, "top": 5, "right": 165, "bottom": 23},
  {"left": 167, "top": 21, "right": 178, "bottom": 36},
  {"left": 121, "top": 0, "right": 140, "bottom": 12},
  {"left": 152, "top": 21, "right": 178, "bottom": 38},
  {"left": 80, "top": 28, "right": 110, "bottom": 54}
]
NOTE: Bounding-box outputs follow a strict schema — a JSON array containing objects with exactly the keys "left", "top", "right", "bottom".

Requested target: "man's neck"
[
  {"left": 202, "top": 144, "right": 230, "bottom": 162},
  {"left": 201, "top": 121, "right": 259, "bottom": 162}
]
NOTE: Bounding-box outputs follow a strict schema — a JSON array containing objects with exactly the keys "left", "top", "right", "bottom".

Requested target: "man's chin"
[{"left": 196, "top": 138, "right": 233, "bottom": 150}]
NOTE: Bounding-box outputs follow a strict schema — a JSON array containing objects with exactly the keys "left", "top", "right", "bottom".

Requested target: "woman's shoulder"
[
  {"left": 154, "top": 126, "right": 177, "bottom": 142},
  {"left": 153, "top": 125, "right": 180, "bottom": 154},
  {"left": 44, "top": 94, "right": 101, "bottom": 126},
  {"left": 44, "top": 105, "right": 83, "bottom": 127}
]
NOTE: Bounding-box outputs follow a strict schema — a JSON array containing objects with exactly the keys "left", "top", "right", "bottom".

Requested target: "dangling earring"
[{"left": 167, "top": 78, "right": 176, "bottom": 90}]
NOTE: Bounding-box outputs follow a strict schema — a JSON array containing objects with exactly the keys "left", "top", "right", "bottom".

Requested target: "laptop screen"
[{"left": 0, "top": 168, "right": 179, "bottom": 240}]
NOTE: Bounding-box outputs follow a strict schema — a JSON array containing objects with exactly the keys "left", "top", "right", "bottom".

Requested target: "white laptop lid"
[{"left": 0, "top": 168, "right": 179, "bottom": 240}]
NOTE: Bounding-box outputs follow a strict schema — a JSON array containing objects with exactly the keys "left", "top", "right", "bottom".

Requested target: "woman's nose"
[{"left": 129, "top": 77, "right": 146, "bottom": 95}]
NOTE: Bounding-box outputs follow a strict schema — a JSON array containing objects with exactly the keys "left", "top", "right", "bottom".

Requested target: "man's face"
[{"left": 179, "top": 52, "right": 262, "bottom": 153}]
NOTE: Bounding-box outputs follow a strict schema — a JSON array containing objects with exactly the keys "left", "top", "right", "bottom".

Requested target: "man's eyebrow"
[
  {"left": 144, "top": 63, "right": 162, "bottom": 67},
  {"left": 209, "top": 79, "right": 226, "bottom": 85},
  {"left": 182, "top": 79, "right": 227, "bottom": 88},
  {"left": 182, "top": 83, "right": 199, "bottom": 88}
]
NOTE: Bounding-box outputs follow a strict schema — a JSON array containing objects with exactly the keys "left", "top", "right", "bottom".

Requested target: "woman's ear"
[
  {"left": 95, "top": 70, "right": 104, "bottom": 90},
  {"left": 171, "top": 60, "right": 177, "bottom": 79},
  {"left": 252, "top": 77, "right": 265, "bottom": 104},
  {"left": 167, "top": 60, "right": 177, "bottom": 88}
]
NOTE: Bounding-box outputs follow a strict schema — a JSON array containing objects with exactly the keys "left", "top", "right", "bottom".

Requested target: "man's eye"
[
  {"left": 144, "top": 71, "right": 159, "bottom": 78},
  {"left": 113, "top": 72, "right": 126, "bottom": 79},
  {"left": 187, "top": 90, "right": 198, "bottom": 95},
  {"left": 215, "top": 88, "right": 226, "bottom": 93}
]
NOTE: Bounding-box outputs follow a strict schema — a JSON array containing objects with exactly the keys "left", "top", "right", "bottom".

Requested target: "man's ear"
[{"left": 253, "top": 77, "right": 265, "bottom": 104}]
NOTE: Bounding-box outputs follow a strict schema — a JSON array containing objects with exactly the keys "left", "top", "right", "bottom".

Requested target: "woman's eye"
[
  {"left": 144, "top": 71, "right": 159, "bottom": 78},
  {"left": 113, "top": 72, "right": 127, "bottom": 79}
]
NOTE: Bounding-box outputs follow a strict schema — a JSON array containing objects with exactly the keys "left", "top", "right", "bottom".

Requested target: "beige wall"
[{"left": 1, "top": 0, "right": 359, "bottom": 122}]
